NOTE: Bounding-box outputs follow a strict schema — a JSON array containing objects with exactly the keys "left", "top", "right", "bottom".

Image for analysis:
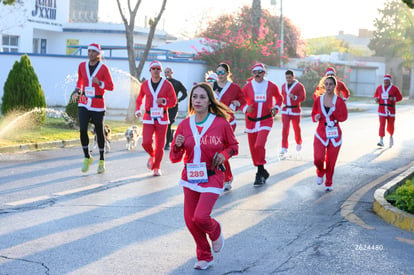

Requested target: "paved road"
[{"left": 0, "top": 103, "right": 413, "bottom": 274}]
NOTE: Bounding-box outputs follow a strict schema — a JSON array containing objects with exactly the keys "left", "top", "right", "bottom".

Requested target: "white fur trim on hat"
[{"left": 88, "top": 43, "right": 101, "bottom": 53}]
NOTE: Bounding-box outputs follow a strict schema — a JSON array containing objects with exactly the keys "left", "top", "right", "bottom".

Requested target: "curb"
[{"left": 373, "top": 164, "right": 414, "bottom": 233}]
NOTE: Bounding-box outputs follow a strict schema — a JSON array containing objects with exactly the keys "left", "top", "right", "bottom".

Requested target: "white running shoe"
[
  {"left": 279, "top": 148, "right": 288, "bottom": 160},
  {"left": 316, "top": 176, "right": 323, "bottom": 185},
  {"left": 296, "top": 144, "right": 302, "bottom": 152},
  {"left": 325, "top": 186, "right": 333, "bottom": 192},
  {"left": 224, "top": 179, "right": 233, "bottom": 191},
  {"left": 389, "top": 136, "right": 394, "bottom": 148},
  {"left": 377, "top": 139, "right": 384, "bottom": 147}
]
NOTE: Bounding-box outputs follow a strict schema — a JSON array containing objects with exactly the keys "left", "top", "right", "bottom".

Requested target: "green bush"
[
  {"left": 386, "top": 176, "right": 414, "bottom": 214},
  {"left": 1, "top": 54, "right": 47, "bottom": 126},
  {"left": 65, "top": 91, "right": 79, "bottom": 126}
]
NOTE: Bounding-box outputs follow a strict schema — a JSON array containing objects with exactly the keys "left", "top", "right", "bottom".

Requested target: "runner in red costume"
[
  {"left": 213, "top": 63, "right": 246, "bottom": 191},
  {"left": 135, "top": 61, "right": 177, "bottom": 176},
  {"left": 373, "top": 74, "right": 403, "bottom": 148},
  {"left": 72, "top": 43, "right": 114, "bottom": 174},
  {"left": 170, "top": 83, "right": 238, "bottom": 270},
  {"left": 241, "top": 63, "right": 283, "bottom": 186},
  {"left": 312, "top": 76, "right": 348, "bottom": 192},
  {"left": 279, "top": 69, "right": 306, "bottom": 158}
]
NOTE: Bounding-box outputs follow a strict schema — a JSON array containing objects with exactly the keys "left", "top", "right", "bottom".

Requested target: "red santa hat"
[
  {"left": 325, "top": 67, "right": 336, "bottom": 76},
  {"left": 88, "top": 43, "right": 102, "bottom": 54},
  {"left": 384, "top": 74, "right": 392, "bottom": 81},
  {"left": 251, "top": 63, "right": 266, "bottom": 72},
  {"left": 149, "top": 60, "right": 163, "bottom": 71}
]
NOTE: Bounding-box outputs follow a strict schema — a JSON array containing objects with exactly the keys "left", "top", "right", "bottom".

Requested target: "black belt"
[
  {"left": 207, "top": 170, "right": 215, "bottom": 176},
  {"left": 285, "top": 105, "right": 298, "bottom": 108},
  {"left": 83, "top": 94, "right": 103, "bottom": 99},
  {"left": 247, "top": 113, "right": 272, "bottom": 122},
  {"left": 146, "top": 110, "right": 167, "bottom": 115},
  {"left": 379, "top": 103, "right": 394, "bottom": 108}
]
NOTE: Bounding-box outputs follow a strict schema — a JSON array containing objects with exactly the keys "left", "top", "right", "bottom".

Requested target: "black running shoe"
[
  {"left": 262, "top": 169, "right": 270, "bottom": 179},
  {"left": 253, "top": 173, "right": 266, "bottom": 186}
]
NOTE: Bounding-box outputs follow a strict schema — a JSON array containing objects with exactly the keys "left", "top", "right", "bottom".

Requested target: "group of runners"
[{"left": 72, "top": 43, "right": 403, "bottom": 270}]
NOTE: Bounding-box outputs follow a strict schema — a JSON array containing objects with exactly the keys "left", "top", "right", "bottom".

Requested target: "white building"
[{"left": 0, "top": 0, "right": 175, "bottom": 55}]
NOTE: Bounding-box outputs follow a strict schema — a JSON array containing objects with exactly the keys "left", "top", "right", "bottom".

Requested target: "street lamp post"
[{"left": 270, "top": 0, "right": 283, "bottom": 67}]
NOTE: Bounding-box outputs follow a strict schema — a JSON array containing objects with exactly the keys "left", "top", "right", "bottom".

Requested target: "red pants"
[
  {"left": 224, "top": 124, "right": 236, "bottom": 182},
  {"left": 183, "top": 187, "right": 221, "bottom": 261},
  {"left": 248, "top": 130, "right": 270, "bottom": 166},
  {"left": 378, "top": 115, "right": 395, "bottom": 137},
  {"left": 313, "top": 138, "right": 341, "bottom": 187},
  {"left": 142, "top": 122, "right": 167, "bottom": 169},
  {"left": 281, "top": 114, "right": 302, "bottom": 149}
]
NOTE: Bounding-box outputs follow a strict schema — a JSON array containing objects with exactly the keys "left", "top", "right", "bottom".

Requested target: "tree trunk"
[
  {"left": 251, "top": 0, "right": 262, "bottom": 42},
  {"left": 135, "top": 0, "right": 167, "bottom": 80}
]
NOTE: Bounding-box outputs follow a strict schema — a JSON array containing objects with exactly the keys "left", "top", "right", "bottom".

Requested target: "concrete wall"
[{"left": 0, "top": 53, "right": 207, "bottom": 110}]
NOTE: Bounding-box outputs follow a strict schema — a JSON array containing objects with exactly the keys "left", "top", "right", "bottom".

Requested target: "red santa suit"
[
  {"left": 76, "top": 61, "right": 114, "bottom": 111},
  {"left": 280, "top": 80, "right": 306, "bottom": 149},
  {"left": 213, "top": 81, "right": 245, "bottom": 182},
  {"left": 170, "top": 114, "right": 238, "bottom": 262},
  {"left": 241, "top": 79, "right": 283, "bottom": 166},
  {"left": 135, "top": 78, "right": 177, "bottom": 170},
  {"left": 373, "top": 82, "right": 402, "bottom": 137},
  {"left": 312, "top": 94, "right": 348, "bottom": 187}
]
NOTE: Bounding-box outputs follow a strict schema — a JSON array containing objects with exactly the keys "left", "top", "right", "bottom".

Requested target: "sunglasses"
[
  {"left": 216, "top": 70, "right": 226, "bottom": 75},
  {"left": 151, "top": 67, "right": 161, "bottom": 71},
  {"left": 207, "top": 79, "right": 216, "bottom": 83},
  {"left": 253, "top": 70, "right": 265, "bottom": 74}
]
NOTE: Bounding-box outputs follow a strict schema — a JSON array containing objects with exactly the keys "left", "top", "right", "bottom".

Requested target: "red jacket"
[
  {"left": 312, "top": 94, "right": 348, "bottom": 147},
  {"left": 170, "top": 114, "right": 239, "bottom": 194},
  {"left": 214, "top": 82, "right": 246, "bottom": 126},
  {"left": 373, "top": 84, "right": 402, "bottom": 117},
  {"left": 241, "top": 79, "right": 283, "bottom": 133},
  {"left": 76, "top": 61, "right": 114, "bottom": 111},
  {"left": 135, "top": 78, "right": 177, "bottom": 125},
  {"left": 281, "top": 80, "right": 306, "bottom": 116}
]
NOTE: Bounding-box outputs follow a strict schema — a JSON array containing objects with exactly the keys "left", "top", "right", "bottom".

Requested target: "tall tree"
[
  {"left": 116, "top": 0, "right": 167, "bottom": 121},
  {"left": 251, "top": 0, "right": 262, "bottom": 41},
  {"left": 369, "top": 0, "right": 414, "bottom": 97},
  {"left": 197, "top": 5, "right": 305, "bottom": 85}
]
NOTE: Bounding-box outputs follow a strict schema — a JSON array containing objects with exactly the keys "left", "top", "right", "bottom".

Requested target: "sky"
[{"left": 100, "top": 0, "right": 389, "bottom": 39}]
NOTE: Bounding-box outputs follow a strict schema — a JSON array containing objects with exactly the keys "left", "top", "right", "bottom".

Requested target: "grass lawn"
[{"left": 0, "top": 117, "right": 133, "bottom": 147}]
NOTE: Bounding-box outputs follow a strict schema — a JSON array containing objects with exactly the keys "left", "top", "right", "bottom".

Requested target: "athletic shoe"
[
  {"left": 153, "top": 169, "right": 162, "bottom": 176},
  {"left": 279, "top": 148, "right": 288, "bottom": 159},
  {"left": 212, "top": 231, "right": 224, "bottom": 253},
  {"left": 97, "top": 160, "right": 105, "bottom": 174},
  {"left": 147, "top": 157, "right": 155, "bottom": 170},
  {"left": 377, "top": 140, "right": 384, "bottom": 147},
  {"left": 193, "top": 260, "right": 214, "bottom": 270},
  {"left": 296, "top": 144, "right": 302, "bottom": 152},
  {"left": 224, "top": 179, "right": 233, "bottom": 191},
  {"left": 262, "top": 169, "right": 270, "bottom": 179},
  {"left": 316, "top": 176, "right": 323, "bottom": 185},
  {"left": 253, "top": 173, "right": 266, "bottom": 186},
  {"left": 81, "top": 157, "right": 94, "bottom": 173},
  {"left": 389, "top": 136, "right": 394, "bottom": 148},
  {"left": 325, "top": 186, "right": 333, "bottom": 192}
]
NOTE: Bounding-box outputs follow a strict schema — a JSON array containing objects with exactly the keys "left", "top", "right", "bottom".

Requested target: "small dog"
[
  {"left": 90, "top": 124, "right": 111, "bottom": 153},
  {"left": 125, "top": 125, "right": 141, "bottom": 151}
]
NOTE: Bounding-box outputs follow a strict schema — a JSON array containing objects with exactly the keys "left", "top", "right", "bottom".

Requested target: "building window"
[
  {"left": 33, "top": 38, "right": 40, "bottom": 54},
  {"left": 2, "top": 35, "right": 19, "bottom": 52}
]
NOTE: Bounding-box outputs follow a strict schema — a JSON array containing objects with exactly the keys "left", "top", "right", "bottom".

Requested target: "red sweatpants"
[
  {"left": 224, "top": 123, "right": 236, "bottom": 182},
  {"left": 378, "top": 115, "right": 395, "bottom": 137},
  {"left": 183, "top": 187, "right": 221, "bottom": 261},
  {"left": 313, "top": 138, "right": 341, "bottom": 187},
  {"left": 142, "top": 121, "right": 168, "bottom": 169},
  {"left": 281, "top": 114, "right": 302, "bottom": 149},
  {"left": 248, "top": 130, "right": 270, "bottom": 166}
]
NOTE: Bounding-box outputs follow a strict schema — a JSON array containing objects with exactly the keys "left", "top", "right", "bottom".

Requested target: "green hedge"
[{"left": 386, "top": 175, "right": 414, "bottom": 214}]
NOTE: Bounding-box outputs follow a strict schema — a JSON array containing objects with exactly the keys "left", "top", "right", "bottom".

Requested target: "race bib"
[
  {"left": 326, "top": 126, "right": 339, "bottom": 139},
  {"left": 254, "top": 93, "right": 266, "bottom": 102},
  {"left": 85, "top": 87, "right": 95, "bottom": 98},
  {"left": 186, "top": 162, "right": 208, "bottom": 184},
  {"left": 150, "top": 107, "right": 163, "bottom": 118},
  {"left": 381, "top": 93, "right": 388, "bottom": 100},
  {"left": 79, "top": 95, "right": 88, "bottom": 105}
]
